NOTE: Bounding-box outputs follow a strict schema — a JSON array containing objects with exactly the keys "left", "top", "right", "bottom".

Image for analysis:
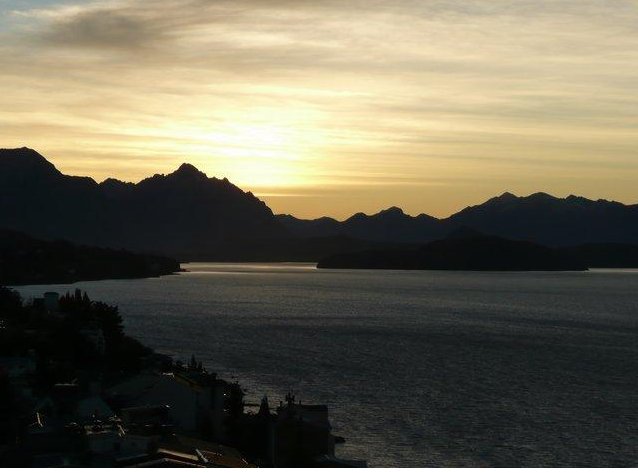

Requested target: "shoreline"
[{"left": 0, "top": 286, "right": 364, "bottom": 467}]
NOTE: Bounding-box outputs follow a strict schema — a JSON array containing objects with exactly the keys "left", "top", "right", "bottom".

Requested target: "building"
[
  {"left": 105, "top": 368, "right": 234, "bottom": 442},
  {"left": 273, "top": 392, "right": 336, "bottom": 466},
  {"left": 116, "top": 435, "right": 253, "bottom": 468},
  {"left": 75, "top": 395, "right": 115, "bottom": 421}
]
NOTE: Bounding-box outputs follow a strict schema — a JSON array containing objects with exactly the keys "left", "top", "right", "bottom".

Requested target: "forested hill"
[{"left": 0, "top": 229, "right": 180, "bottom": 285}]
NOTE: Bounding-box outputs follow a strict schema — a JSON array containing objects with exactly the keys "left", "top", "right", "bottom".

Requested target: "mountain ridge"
[
  {"left": 279, "top": 192, "right": 638, "bottom": 246},
  {"left": 0, "top": 147, "right": 287, "bottom": 257},
  {"left": 2, "top": 148, "right": 638, "bottom": 259}
]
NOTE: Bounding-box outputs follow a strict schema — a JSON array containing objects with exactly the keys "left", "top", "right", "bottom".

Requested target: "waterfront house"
[{"left": 105, "top": 368, "right": 234, "bottom": 442}]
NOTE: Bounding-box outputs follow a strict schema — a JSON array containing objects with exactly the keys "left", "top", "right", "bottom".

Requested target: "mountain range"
[
  {"left": 1, "top": 147, "right": 638, "bottom": 262},
  {"left": 280, "top": 192, "right": 638, "bottom": 247}
]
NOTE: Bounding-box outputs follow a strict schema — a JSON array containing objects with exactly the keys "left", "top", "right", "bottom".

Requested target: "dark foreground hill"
[
  {"left": 317, "top": 234, "right": 588, "bottom": 271},
  {"left": 0, "top": 229, "right": 180, "bottom": 285}
]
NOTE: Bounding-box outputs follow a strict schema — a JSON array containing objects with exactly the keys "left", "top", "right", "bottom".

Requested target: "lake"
[{"left": 16, "top": 264, "right": 638, "bottom": 467}]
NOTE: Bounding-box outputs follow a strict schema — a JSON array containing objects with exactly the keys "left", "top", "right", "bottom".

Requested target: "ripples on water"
[{"left": 17, "top": 265, "right": 638, "bottom": 467}]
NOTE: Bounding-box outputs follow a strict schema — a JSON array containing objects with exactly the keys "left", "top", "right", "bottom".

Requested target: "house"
[
  {"left": 274, "top": 393, "right": 336, "bottom": 466},
  {"left": 82, "top": 419, "right": 157, "bottom": 466},
  {"left": 84, "top": 422, "right": 126, "bottom": 455},
  {"left": 105, "top": 368, "right": 232, "bottom": 441},
  {"left": 23, "top": 413, "right": 84, "bottom": 467},
  {"left": 75, "top": 395, "right": 115, "bottom": 421},
  {"left": 116, "top": 434, "right": 254, "bottom": 468}
]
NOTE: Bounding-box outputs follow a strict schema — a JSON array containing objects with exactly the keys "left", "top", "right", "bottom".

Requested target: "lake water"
[{"left": 15, "top": 264, "right": 638, "bottom": 467}]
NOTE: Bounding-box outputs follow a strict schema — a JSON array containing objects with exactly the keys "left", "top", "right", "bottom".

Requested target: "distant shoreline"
[{"left": 8, "top": 269, "right": 184, "bottom": 287}]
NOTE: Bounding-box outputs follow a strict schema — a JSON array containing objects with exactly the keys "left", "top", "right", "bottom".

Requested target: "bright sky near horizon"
[{"left": 1, "top": 0, "right": 637, "bottom": 218}]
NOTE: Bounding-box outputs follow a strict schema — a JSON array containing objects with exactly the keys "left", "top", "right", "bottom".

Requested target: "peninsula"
[
  {"left": 317, "top": 234, "right": 588, "bottom": 271},
  {"left": 0, "top": 229, "right": 180, "bottom": 285}
]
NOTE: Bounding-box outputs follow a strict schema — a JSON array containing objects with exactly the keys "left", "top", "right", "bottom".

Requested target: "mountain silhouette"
[
  {"left": 279, "top": 207, "right": 442, "bottom": 243},
  {"left": 445, "top": 192, "right": 638, "bottom": 246},
  {"left": 3, "top": 148, "right": 638, "bottom": 262},
  {"left": 280, "top": 192, "right": 638, "bottom": 246},
  {"left": 0, "top": 148, "right": 285, "bottom": 256}
]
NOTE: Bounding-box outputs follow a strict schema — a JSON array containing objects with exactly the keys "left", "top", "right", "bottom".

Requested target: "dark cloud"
[{"left": 37, "top": 8, "right": 162, "bottom": 50}]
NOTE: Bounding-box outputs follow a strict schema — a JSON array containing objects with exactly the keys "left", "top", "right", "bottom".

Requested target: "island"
[{"left": 317, "top": 234, "right": 588, "bottom": 271}]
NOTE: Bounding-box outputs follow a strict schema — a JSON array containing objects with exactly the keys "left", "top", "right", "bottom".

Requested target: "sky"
[{"left": 1, "top": 0, "right": 637, "bottom": 219}]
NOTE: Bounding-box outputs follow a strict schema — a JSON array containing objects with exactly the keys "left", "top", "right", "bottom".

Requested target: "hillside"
[
  {"left": 0, "top": 229, "right": 180, "bottom": 285},
  {"left": 317, "top": 234, "right": 588, "bottom": 271}
]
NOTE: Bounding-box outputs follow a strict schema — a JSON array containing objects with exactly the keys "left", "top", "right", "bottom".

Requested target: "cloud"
[
  {"left": 1, "top": 0, "right": 638, "bottom": 217},
  {"left": 37, "top": 8, "right": 158, "bottom": 50}
]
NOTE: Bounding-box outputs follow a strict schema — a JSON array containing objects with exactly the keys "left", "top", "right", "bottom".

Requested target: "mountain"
[
  {"left": 280, "top": 192, "right": 638, "bottom": 247},
  {"left": 317, "top": 234, "right": 588, "bottom": 271},
  {"left": 0, "top": 148, "right": 286, "bottom": 257},
  {"left": 0, "top": 228, "right": 180, "bottom": 285},
  {"left": 3, "top": 148, "right": 638, "bottom": 262},
  {"left": 447, "top": 192, "right": 638, "bottom": 246},
  {"left": 279, "top": 207, "right": 443, "bottom": 243}
]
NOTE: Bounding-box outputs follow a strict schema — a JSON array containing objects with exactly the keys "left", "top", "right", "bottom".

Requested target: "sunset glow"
[{"left": 1, "top": 0, "right": 638, "bottom": 218}]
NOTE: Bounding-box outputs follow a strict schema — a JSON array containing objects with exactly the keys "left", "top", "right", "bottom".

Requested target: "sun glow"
[
  {"left": 181, "top": 108, "right": 327, "bottom": 189},
  {"left": 3, "top": 0, "right": 638, "bottom": 218}
]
